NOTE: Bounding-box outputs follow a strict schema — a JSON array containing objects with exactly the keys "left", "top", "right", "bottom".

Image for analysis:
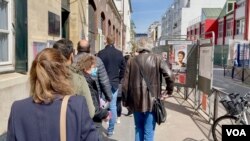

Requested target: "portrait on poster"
[{"left": 171, "top": 45, "right": 187, "bottom": 85}]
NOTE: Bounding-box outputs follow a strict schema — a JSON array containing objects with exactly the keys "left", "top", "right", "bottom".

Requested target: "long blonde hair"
[{"left": 30, "top": 48, "right": 73, "bottom": 103}]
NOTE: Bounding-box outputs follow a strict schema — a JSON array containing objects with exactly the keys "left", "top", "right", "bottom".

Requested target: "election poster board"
[
  {"left": 199, "top": 47, "right": 213, "bottom": 79},
  {"left": 228, "top": 39, "right": 250, "bottom": 68},
  {"left": 33, "top": 42, "right": 47, "bottom": 58},
  {"left": 171, "top": 44, "right": 187, "bottom": 85},
  {"left": 198, "top": 43, "right": 214, "bottom": 94}
]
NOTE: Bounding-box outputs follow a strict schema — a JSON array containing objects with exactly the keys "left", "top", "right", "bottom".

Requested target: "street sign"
[
  {"left": 200, "top": 39, "right": 212, "bottom": 45},
  {"left": 168, "top": 40, "right": 193, "bottom": 45}
]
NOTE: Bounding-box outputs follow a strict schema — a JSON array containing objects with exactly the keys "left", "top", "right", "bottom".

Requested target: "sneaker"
[
  {"left": 116, "top": 117, "right": 121, "bottom": 124},
  {"left": 107, "top": 131, "right": 114, "bottom": 137}
]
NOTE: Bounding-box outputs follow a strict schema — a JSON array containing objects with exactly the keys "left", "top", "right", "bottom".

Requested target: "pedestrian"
[
  {"left": 122, "top": 47, "right": 174, "bottom": 141},
  {"left": 7, "top": 48, "right": 100, "bottom": 141},
  {"left": 98, "top": 36, "right": 125, "bottom": 137},
  {"left": 53, "top": 39, "right": 95, "bottom": 118},
  {"left": 76, "top": 54, "right": 111, "bottom": 140},
  {"left": 74, "top": 39, "right": 112, "bottom": 107}
]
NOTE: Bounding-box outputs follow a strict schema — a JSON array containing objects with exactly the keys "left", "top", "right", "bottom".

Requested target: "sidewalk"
[{"left": 102, "top": 92, "right": 214, "bottom": 141}]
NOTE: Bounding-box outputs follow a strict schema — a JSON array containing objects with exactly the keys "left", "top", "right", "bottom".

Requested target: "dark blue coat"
[
  {"left": 7, "top": 95, "right": 100, "bottom": 141},
  {"left": 98, "top": 45, "right": 125, "bottom": 90}
]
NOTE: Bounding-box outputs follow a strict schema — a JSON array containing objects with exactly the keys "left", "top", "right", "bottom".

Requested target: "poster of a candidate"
[
  {"left": 171, "top": 45, "right": 187, "bottom": 84},
  {"left": 228, "top": 39, "right": 250, "bottom": 67}
]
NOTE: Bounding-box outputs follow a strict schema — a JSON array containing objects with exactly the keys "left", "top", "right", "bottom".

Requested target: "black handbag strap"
[{"left": 135, "top": 57, "right": 155, "bottom": 99}]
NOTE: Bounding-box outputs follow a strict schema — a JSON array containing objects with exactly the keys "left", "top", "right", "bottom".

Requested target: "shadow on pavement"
[
  {"left": 163, "top": 98, "right": 197, "bottom": 117},
  {"left": 173, "top": 93, "right": 214, "bottom": 141}
]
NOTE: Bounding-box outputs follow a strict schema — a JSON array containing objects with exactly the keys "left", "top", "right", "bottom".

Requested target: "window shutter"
[{"left": 15, "top": 0, "right": 28, "bottom": 73}]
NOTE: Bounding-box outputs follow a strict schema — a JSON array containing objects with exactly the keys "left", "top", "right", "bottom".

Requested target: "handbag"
[
  {"left": 135, "top": 57, "right": 167, "bottom": 125},
  {"left": 60, "top": 95, "right": 71, "bottom": 141}
]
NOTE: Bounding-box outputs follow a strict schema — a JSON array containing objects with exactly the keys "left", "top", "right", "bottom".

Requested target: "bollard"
[{"left": 213, "top": 90, "right": 219, "bottom": 121}]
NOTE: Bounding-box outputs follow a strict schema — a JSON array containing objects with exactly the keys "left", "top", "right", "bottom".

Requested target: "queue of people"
[{"left": 6, "top": 36, "right": 174, "bottom": 141}]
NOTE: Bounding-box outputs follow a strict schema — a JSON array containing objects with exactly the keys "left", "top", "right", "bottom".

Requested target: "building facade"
[
  {"left": 114, "top": 0, "right": 133, "bottom": 53},
  {"left": 186, "top": 0, "right": 250, "bottom": 66},
  {"left": 88, "top": 0, "right": 122, "bottom": 53},
  {"left": 161, "top": 0, "right": 226, "bottom": 38},
  {"left": 148, "top": 21, "right": 161, "bottom": 46},
  {"left": 187, "top": 0, "right": 250, "bottom": 45},
  {"left": 187, "top": 8, "right": 222, "bottom": 43}
]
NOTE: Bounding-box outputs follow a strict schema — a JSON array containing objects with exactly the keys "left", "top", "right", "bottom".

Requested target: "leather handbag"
[
  {"left": 60, "top": 95, "right": 71, "bottom": 141},
  {"left": 135, "top": 57, "right": 167, "bottom": 125},
  {"left": 152, "top": 98, "right": 167, "bottom": 125}
]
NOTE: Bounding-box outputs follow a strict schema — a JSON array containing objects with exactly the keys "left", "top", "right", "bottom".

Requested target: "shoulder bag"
[{"left": 60, "top": 95, "right": 71, "bottom": 141}]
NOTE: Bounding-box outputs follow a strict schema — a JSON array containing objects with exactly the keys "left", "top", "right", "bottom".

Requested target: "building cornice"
[
  {"left": 129, "top": 0, "right": 133, "bottom": 13},
  {"left": 108, "top": 0, "right": 122, "bottom": 22}
]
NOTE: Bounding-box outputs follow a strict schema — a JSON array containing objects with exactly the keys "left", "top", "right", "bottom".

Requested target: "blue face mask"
[{"left": 90, "top": 67, "right": 98, "bottom": 77}]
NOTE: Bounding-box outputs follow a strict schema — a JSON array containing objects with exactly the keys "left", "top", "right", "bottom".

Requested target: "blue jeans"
[
  {"left": 134, "top": 112, "right": 156, "bottom": 141},
  {"left": 107, "top": 89, "right": 118, "bottom": 133}
]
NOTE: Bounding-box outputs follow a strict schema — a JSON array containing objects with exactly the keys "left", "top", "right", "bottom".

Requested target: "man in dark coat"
[
  {"left": 122, "top": 47, "right": 174, "bottom": 141},
  {"left": 98, "top": 36, "right": 125, "bottom": 137}
]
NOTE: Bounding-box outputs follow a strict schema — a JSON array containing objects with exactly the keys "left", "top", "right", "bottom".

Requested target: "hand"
[
  {"left": 160, "top": 95, "right": 170, "bottom": 100},
  {"left": 103, "top": 115, "right": 110, "bottom": 122},
  {"left": 160, "top": 91, "right": 171, "bottom": 100},
  {"left": 103, "top": 111, "right": 111, "bottom": 122}
]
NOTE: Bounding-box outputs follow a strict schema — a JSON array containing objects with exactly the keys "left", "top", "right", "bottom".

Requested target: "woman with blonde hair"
[
  {"left": 76, "top": 54, "right": 110, "bottom": 140},
  {"left": 7, "top": 48, "right": 99, "bottom": 141}
]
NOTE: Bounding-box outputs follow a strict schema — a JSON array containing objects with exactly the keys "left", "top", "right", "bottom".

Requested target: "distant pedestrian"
[
  {"left": 53, "top": 39, "right": 95, "bottom": 118},
  {"left": 7, "top": 48, "right": 100, "bottom": 141},
  {"left": 98, "top": 36, "right": 125, "bottom": 137},
  {"left": 122, "top": 47, "right": 174, "bottom": 141}
]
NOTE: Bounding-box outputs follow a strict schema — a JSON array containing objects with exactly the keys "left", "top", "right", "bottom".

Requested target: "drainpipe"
[
  {"left": 121, "top": 0, "right": 125, "bottom": 53},
  {"left": 233, "top": 2, "right": 237, "bottom": 39},
  {"left": 245, "top": 0, "right": 249, "bottom": 40}
]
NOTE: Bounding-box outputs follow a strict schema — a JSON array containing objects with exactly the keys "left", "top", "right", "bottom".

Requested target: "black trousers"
[{"left": 116, "top": 97, "right": 122, "bottom": 117}]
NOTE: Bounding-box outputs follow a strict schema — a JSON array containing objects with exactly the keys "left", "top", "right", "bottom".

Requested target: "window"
[
  {"left": 226, "top": 19, "right": 233, "bottom": 36},
  {"left": 226, "top": 2, "right": 235, "bottom": 14},
  {"left": 218, "top": 21, "right": 224, "bottom": 38},
  {"left": 197, "top": 27, "right": 200, "bottom": 36},
  {"left": 0, "top": 0, "right": 13, "bottom": 71},
  {"left": 201, "top": 24, "right": 205, "bottom": 38},
  {"left": 108, "top": 20, "right": 111, "bottom": 36},
  {"left": 100, "top": 12, "right": 105, "bottom": 35},
  {"left": 48, "top": 12, "right": 60, "bottom": 36},
  {"left": 236, "top": 19, "right": 245, "bottom": 35}
]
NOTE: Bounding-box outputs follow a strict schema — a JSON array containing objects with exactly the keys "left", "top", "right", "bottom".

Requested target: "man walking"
[
  {"left": 122, "top": 47, "right": 174, "bottom": 141},
  {"left": 98, "top": 36, "right": 125, "bottom": 137}
]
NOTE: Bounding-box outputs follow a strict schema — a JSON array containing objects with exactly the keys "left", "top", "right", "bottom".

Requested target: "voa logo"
[{"left": 226, "top": 129, "right": 246, "bottom": 136}]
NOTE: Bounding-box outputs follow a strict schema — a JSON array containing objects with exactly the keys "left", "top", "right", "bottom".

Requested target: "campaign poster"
[
  {"left": 199, "top": 47, "right": 213, "bottom": 79},
  {"left": 33, "top": 42, "right": 47, "bottom": 58},
  {"left": 228, "top": 39, "right": 250, "bottom": 67},
  {"left": 171, "top": 44, "right": 187, "bottom": 84}
]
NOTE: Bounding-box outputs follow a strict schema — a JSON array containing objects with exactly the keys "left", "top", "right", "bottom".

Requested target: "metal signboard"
[{"left": 168, "top": 40, "right": 193, "bottom": 45}]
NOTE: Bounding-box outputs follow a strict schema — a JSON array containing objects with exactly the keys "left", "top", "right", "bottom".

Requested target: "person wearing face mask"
[{"left": 76, "top": 54, "right": 111, "bottom": 140}]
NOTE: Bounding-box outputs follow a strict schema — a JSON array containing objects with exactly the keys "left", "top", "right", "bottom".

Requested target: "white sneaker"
[{"left": 116, "top": 117, "right": 121, "bottom": 124}]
